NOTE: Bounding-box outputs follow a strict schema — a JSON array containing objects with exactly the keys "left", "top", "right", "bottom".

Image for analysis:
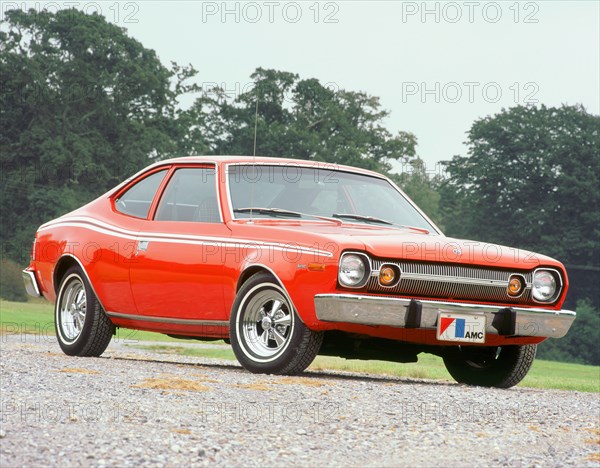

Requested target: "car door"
[
  {"left": 129, "top": 164, "right": 232, "bottom": 320},
  {"left": 99, "top": 167, "right": 170, "bottom": 315}
]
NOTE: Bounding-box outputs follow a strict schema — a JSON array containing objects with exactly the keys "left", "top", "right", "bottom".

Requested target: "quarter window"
[
  {"left": 155, "top": 168, "right": 220, "bottom": 223},
  {"left": 115, "top": 169, "right": 167, "bottom": 219}
]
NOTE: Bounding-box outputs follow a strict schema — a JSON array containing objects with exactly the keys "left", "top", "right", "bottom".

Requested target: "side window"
[
  {"left": 155, "top": 168, "right": 220, "bottom": 223},
  {"left": 115, "top": 169, "right": 167, "bottom": 219}
]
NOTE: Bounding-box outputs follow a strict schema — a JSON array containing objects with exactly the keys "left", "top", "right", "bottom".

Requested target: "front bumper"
[
  {"left": 22, "top": 269, "right": 42, "bottom": 298},
  {"left": 314, "top": 294, "right": 575, "bottom": 338}
]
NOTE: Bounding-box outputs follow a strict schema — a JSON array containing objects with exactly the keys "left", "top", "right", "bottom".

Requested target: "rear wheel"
[
  {"left": 230, "top": 272, "right": 323, "bottom": 375},
  {"left": 55, "top": 266, "right": 114, "bottom": 357},
  {"left": 443, "top": 344, "right": 537, "bottom": 388}
]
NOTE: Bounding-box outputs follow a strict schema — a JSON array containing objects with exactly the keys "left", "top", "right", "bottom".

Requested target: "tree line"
[{"left": 1, "top": 9, "right": 598, "bottom": 364}]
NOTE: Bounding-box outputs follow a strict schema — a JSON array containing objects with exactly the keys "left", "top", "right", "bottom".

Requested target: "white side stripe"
[{"left": 39, "top": 216, "right": 333, "bottom": 257}]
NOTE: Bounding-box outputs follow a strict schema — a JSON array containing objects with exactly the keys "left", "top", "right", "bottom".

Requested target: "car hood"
[{"left": 232, "top": 221, "right": 562, "bottom": 271}]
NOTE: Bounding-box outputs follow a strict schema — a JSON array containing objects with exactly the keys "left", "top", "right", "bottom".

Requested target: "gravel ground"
[{"left": 1, "top": 334, "right": 599, "bottom": 467}]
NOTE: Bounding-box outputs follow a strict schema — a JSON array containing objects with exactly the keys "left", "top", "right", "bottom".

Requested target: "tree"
[
  {"left": 536, "top": 299, "right": 599, "bottom": 366},
  {"left": 181, "top": 68, "right": 418, "bottom": 174},
  {"left": 390, "top": 157, "right": 442, "bottom": 227},
  {"left": 439, "top": 104, "right": 599, "bottom": 270},
  {"left": 0, "top": 8, "right": 196, "bottom": 264},
  {"left": 0, "top": 259, "right": 28, "bottom": 301}
]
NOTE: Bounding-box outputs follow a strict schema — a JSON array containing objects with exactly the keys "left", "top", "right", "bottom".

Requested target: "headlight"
[
  {"left": 339, "top": 253, "right": 369, "bottom": 288},
  {"left": 532, "top": 270, "right": 558, "bottom": 302}
]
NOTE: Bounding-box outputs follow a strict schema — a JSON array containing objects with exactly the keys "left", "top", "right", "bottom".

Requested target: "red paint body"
[{"left": 28, "top": 157, "right": 568, "bottom": 347}]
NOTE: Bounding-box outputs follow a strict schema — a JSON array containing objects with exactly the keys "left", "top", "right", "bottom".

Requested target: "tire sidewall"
[
  {"left": 55, "top": 268, "right": 95, "bottom": 355},
  {"left": 443, "top": 345, "right": 535, "bottom": 388}
]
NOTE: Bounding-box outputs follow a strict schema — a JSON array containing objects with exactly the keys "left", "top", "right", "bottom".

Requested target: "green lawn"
[
  {"left": 0, "top": 299, "right": 210, "bottom": 344},
  {"left": 2, "top": 299, "right": 598, "bottom": 393}
]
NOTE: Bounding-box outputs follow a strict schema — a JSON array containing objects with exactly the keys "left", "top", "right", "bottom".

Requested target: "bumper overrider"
[
  {"left": 22, "top": 268, "right": 42, "bottom": 297},
  {"left": 314, "top": 294, "right": 575, "bottom": 338}
]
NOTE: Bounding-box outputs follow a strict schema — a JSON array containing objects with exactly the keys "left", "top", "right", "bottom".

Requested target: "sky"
[{"left": 8, "top": 1, "right": 599, "bottom": 173}]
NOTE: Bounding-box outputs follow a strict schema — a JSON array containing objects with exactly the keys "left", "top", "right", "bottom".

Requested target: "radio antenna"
[
  {"left": 249, "top": 86, "right": 259, "bottom": 222},
  {"left": 253, "top": 90, "right": 259, "bottom": 157}
]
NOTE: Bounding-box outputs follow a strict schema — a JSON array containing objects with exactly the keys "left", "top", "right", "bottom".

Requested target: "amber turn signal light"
[
  {"left": 379, "top": 266, "right": 397, "bottom": 286},
  {"left": 507, "top": 275, "right": 524, "bottom": 297}
]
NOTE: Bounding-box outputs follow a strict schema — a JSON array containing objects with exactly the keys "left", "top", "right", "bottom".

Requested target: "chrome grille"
[{"left": 367, "top": 259, "right": 534, "bottom": 305}]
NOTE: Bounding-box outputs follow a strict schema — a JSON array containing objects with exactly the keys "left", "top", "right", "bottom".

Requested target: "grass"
[
  {"left": 0, "top": 299, "right": 220, "bottom": 344},
  {"left": 2, "top": 299, "right": 598, "bottom": 393},
  {"left": 128, "top": 343, "right": 599, "bottom": 392}
]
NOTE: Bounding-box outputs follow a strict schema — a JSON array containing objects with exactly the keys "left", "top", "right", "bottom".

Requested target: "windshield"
[{"left": 227, "top": 165, "right": 437, "bottom": 232}]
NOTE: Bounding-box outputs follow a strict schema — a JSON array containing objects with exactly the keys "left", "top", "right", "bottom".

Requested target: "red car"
[{"left": 23, "top": 156, "right": 575, "bottom": 388}]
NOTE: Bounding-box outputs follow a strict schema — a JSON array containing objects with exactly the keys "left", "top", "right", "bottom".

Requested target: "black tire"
[
  {"left": 443, "top": 344, "right": 537, "bottom": 388},
  {"left": 230, "top": 272, "right": 323, "bottom": 375},
  {"left": 55, "top": 266, "right": 114, "bottom": 357}
]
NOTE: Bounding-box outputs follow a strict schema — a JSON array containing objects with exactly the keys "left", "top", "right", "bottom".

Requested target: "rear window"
[{"left": 115, "top": 170, "right": 167, "bottom": 219}]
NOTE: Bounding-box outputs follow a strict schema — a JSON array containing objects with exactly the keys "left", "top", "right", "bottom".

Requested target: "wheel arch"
[
  {"left": 237, "top": 265, "right": 274, "bottom": 292},
  {"left": 54, "top": 255, "right": 79, "bottom": 293},
  {"left": 236, "top": 264, "right": 303, "bottom": 323},
  {"left": 53, "top": 254, "right": 106, "bottom": 311}
]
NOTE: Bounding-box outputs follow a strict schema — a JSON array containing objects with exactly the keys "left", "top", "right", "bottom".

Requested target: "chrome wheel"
[
  {"left": 241, "top": 289, "right": 293, "bottom": 359},
  {"left": 58, "top": 277, "right": 87, "bottom": 342},
  {"left": 231, "top": 273, "right": 323, "bottom": 374}
]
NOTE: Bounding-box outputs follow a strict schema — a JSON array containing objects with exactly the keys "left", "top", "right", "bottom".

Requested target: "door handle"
[{"left": 135, "top": 240, "right": 149, "bottom": 256}]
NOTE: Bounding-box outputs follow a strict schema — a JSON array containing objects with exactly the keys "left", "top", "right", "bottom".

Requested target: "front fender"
[{"left": 231, "top": 248, "right": 340, "bottom": 328}]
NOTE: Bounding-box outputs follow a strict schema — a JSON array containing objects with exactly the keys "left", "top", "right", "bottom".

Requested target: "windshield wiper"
[
  {"left": 332, "top": 213, "right": 394, "bottom": 225},
  {"left": 398, "top": 225, "right": 430, "bottom": 234},
  {"left": 332, "top": 213, "right": 429, "bottom": 233},
  {"left": 234, "top": 207, "right": 302, "bottom": 218},
  {"left": 234, "top": 207, "right": 342, "bottom": 225}
]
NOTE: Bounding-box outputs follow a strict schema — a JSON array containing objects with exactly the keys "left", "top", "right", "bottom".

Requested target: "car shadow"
[{"left": 104, "top": 354, "right": 457, "bottom": 388}]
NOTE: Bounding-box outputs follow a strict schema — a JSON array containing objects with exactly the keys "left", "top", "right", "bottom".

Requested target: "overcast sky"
[{"left": 12, "top": 1, "right": 598, "bottom": 172}]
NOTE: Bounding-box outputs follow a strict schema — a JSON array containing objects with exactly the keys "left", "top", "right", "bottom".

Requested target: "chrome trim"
[
  {"left": 366, "top": 259, "right": 538, "bottom": 304},
  {"left": 213, "top": 163, "right": 224, "bottom": 223},
  {"left": 22, "top": 269, "right": 41, "bottom": 297},
  {"left": 106, "top": 311, "right": 229, "bottom": 327},
  {"left": 135, "top": 239, "right": 149, "bottom": 256},
  {"left": 531, "top": 268, "right": 563, "bottom": 304},
  {"left": 338, "top": 251, "right": 372, "bottom": 289},
  {"left": 401, "top": 272, "right": 509, "bottom": 287},
  {"left": 224, "top": 163, "right": 237, "bottom": 222},
  {"left": 314, "top": 294, "right": 576, "bottom": 339}
]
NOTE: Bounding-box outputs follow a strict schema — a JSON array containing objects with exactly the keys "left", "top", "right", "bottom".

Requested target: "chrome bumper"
[
  {"left": 22, "top": 269, "right": 42, "bottom": 297},
  {"left": 314, "top": 294, "right": 576, "bottom": 339}
]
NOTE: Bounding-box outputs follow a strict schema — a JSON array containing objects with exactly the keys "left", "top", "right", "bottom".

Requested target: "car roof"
[{"left": 156, "top": 155, "right": 386, "bottom": 179}]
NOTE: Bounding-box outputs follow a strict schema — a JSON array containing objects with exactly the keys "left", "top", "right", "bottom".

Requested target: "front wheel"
[
  {"left": 55, "top": 266, "right": 115, "bottom": 357},
  {"left": 443, "top": 344, "right": 537, "bottom": 388},
  {"left": 230, "top": 272, "right": 323, "bottom": 375}
]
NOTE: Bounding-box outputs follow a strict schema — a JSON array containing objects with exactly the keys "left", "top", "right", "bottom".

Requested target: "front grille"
[{"left": 367, "top": 259, "right": 535, "bottom": 305}]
